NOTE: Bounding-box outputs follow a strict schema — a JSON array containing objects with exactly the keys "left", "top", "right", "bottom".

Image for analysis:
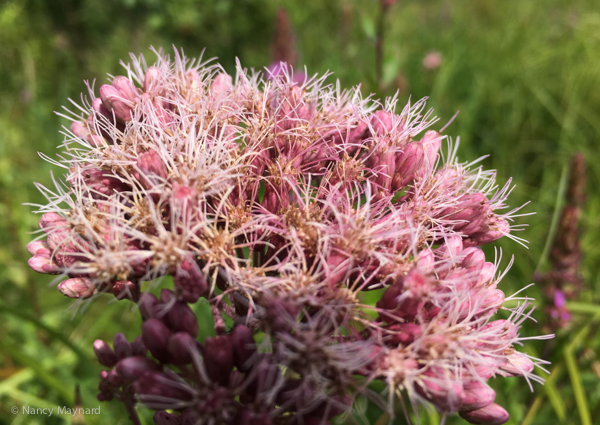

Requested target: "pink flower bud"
[
  {"left": 416, "top": 371, "right": 464, "bottom": 412},
  {"left": 476, "top": 262, "right": 496, "bottom": 286},
  {"left": 473, "top": 363, "right": 497, "bottom": 380},
  {"left": 70, "top": 121, "right": 100, "bottom": 147},
  {"left": 370, "top": 110, "right": 396, "bottom": 135},
  {"left": 392, "top": 142, "right": 425, "bottom": 191},
  {"left": 166, "top": 302, "right": 199, "bottom": 337},
  {"left": 39, "top": 212, "right": 67, "bottom": 231},
  {"left": 136, "top": 150, "right": 168, "bottom": 188},
  {"left": 111, "top": 76, "right": 140, "bottom": 103},
  {"left": 480, "top": 320, "right": 518, "bottom": 343},
  {"left": 343, "top": 120, "right": 369, "bottom": 154},
  {"left": 416, "top": 248, "right": 435, "bottom": 272},
  {"left": 142, "top": 319, "right": 173, "bottom": 363},
  {"left": 93, "top": 340, "right": 118, "bottom": 367},
  {"left": 116, "top": 356, "right": 160, "bottom": 382},
  {"left": 113, "top": 333, "right": 133, "bottom": 360},
  {"left": 475, "top": 288, "right": 505, "bottom": 312},
  {"left": 100, "top": 84, "right": 134, "bottom": 122},
  {"left": 468, "top": 218, "right": 510, "bottom": 246},
  {"left": 211, "top": 73, "right": 233, "bottom": 95},
  {"left": 186, "top": 69, "right": 202, "bottom": 91},
  {"left": 26, "top": 240, "right": 51, "bottom": 256},
  {"left": 417, "top": 130, "right": 442, "bottom": 178},
  {"left": 497, "top": 351, "right": 534, "bottom": 377},
  {"left": 168, "top": 332, "right": 196, "bottom": 365},
  {"left": 57, "top": 278, "right": 96, "bottom": 299},
  {"left": 439, "top": 236, "right": 464, "bottom": 260},
  {"left": 461, "top": 247, "right": 486, "bottom": 270},
  {"left": 28, "top": 255, "right": 61, "bottom": 274},
  {"left": 325, "top": 251, "right": 352, "bottom": 287},
  {"left": 203, "top": 335, "right": 234, "bottom": 386},
  {"left": 144, "top": 66, "right": 161, "bottom": 93},
  {"left": 230, "top": 325, "right": 256, "bottom": 372},
  {"left": 384, "top": 323, "right": 423, "bottom": 346},
  {"left": 459, "top": 402, "right": 509, "bottom": 424},
  {"left": 460, "top": 381, "right": 496, "bottom": 412}
]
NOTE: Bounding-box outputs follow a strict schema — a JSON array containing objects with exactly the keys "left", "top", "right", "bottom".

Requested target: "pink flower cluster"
[{"left": 28, "top": 48, "right": 549, "bottom": 425}]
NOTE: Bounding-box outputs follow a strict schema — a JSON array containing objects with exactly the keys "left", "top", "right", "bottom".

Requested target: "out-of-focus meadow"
[{"left": 0, "top": 0, "right": 599, "bottom": 424}]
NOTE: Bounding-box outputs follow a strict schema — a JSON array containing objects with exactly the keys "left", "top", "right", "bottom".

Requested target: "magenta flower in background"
[{"left": 27, "top": 47, "right": 551, "bottom": 425}]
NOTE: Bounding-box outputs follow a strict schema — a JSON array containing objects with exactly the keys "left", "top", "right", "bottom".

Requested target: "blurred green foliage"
[{"left": 0, "top": 0, "right": 599, "bottom": 424}]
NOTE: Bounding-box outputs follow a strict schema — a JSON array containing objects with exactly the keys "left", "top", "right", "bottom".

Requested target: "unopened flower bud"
[
  {"left": 370, "top": 110, "right": 396, "bottom": 135},
  {"left": 203, "top": 335, "right": 234, "bottom": 386},
  {"left": 497, "top": 351, "right": 534, "bottom": 377},
  {"left": 468, "top": 218, "right": 510, "bottom": 246},
  {"left": 460, "top": 381, "right": 496, "bottom": 412},
  {"left": 93, "top": 340, "right": 118, "bottom": 367},
  {"left": 174, "top": 258, "right": 207, "bottom": 303},
  {"left": 112, "top": 76, "right": 139, "bottom": 103},
  {"left": 392, "top": 142, "right": 424, "bottom": 191},
  {"left": 142, "top": 319, "right": 173, "bottom": 363},
  {"left": 167, "top": 302, "right": 199, "bottom": 337},
  {"left": 39, "top": 212, "right": 67, "bottom": 231},
  {"left": 144, "top": 66, "right": 161, "bottom": 93},
  {"left": 136, "top": 150, "right": 168, "bottom": 188},
  {"left": 135, "top": 371, "right": 193, "bottom": 402},
  {"left": 116, "top": 356, "right": 160, "bottom": 382},
  {"left": 102, "top": 370, "right": 122, "bottom": 390},
  {"left": 416, "top": 248, "right": 435, "bottom": 272},
  {"left": 439, "top": 236, "right": 464, "bottom": 260},
  {"left": 230, "top": 325, "right": 256, "bottom": 372},
  {"left": 476, "top": 262, "right": 496, "bottom": 286},
  {"left": 168, "top": 332, "right": 196, "bottom": 365},
  {"left": 139, "top": 293, "right": 160, "bottom": 320},
  {"left": 112, "top": 280, "right": 140, "bottom": 301},
  {"left": 28, "top": 255, "right": 61, "bottom": 274},
  {"left": 131, "top": 336, "right": 148, "bottom": 357},
  {"left": 461, "top": 247, "right": 486, "bottom": 271},
  {"left": 417, "top": 131, "right": 442, "bottom": 178},
  {"left": 26, "top": 240, "right": 51, "bottom": 256},
  {"left": 113, "top": 333, "right": 133, "bottom": 360},
  {"left": 384, "top": 323, "right": 423, "bottom": 346},
  {"left": 416, "top": 372, "right": 464, "bottom": 412},
  {"left": 57, "top": 278, "right": 96, "bottom": 299},
  {"left": 100, "top": 84, "right": 134, "bottom": 122},
  {"left": 211, "top": 73, "right": 233, "bottom": 95},
  {"left": 459, "top": 402, "right": 509, "bottom": 425}
]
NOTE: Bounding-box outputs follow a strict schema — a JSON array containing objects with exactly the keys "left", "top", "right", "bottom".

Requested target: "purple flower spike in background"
[{"left": 27, "top": 47, "right": 552, "bottom": 425}]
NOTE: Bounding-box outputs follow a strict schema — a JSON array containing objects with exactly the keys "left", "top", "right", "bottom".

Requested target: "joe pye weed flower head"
[{"left": 27, "top": 47, "right": 552, "bottom": 425}]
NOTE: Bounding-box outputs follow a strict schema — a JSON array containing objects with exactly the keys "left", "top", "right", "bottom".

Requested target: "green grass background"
[{"left": 1, "top": 0, "right": 599, "bottom": 424}]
